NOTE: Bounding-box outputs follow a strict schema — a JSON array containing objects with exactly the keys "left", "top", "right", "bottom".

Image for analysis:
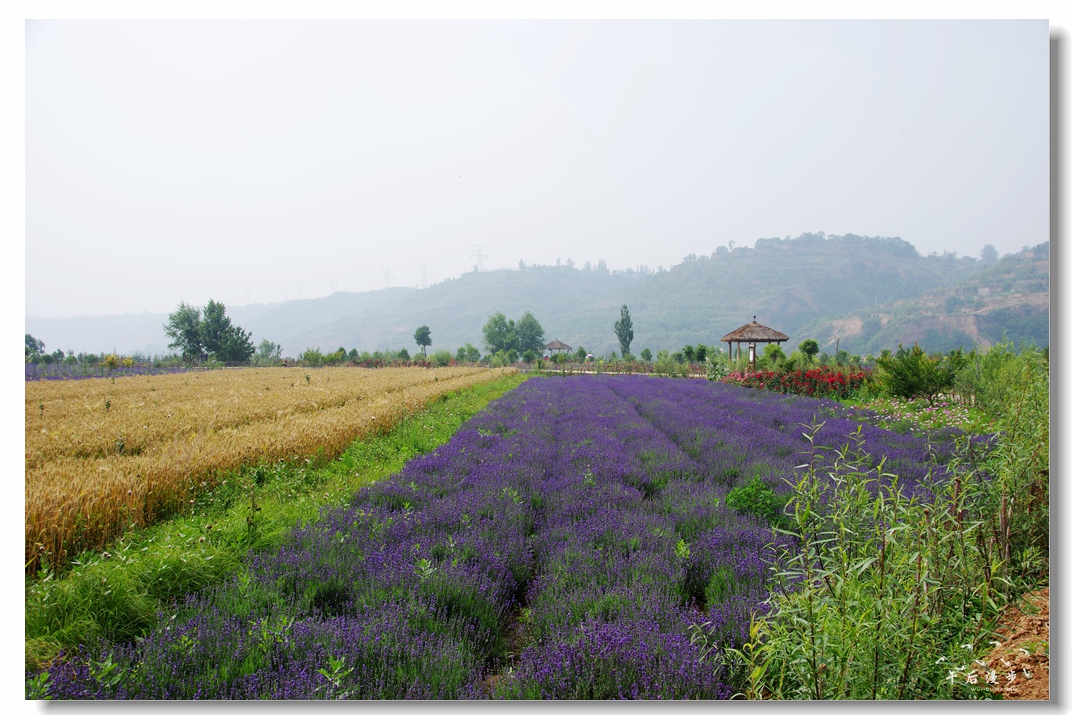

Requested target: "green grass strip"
[{"left": 25, "top": 371, "right": 529, "bottom": 671}]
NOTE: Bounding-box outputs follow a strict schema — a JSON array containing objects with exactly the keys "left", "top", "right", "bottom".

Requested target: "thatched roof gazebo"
[
  {"left": 544, "top": 339, "right": 572, "bottom": 355},
  {"left": 721, "top": 317, "right": 788, "bottom": 370}
]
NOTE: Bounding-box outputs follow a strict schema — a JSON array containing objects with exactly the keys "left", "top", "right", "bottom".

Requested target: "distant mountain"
[
  {"left": 28, "top": 233, "right": 1028, "bottom": 360},
  {"left": 796, "top": 243, "right": 1049, "bottom": 356},
  {"left": 593, "top": 232, "right": 983, "bottom": 355}
]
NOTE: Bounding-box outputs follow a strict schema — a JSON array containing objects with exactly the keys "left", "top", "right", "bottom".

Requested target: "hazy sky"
[{"left": 24, "top": 18, "right": 1049, "bottom": 318}]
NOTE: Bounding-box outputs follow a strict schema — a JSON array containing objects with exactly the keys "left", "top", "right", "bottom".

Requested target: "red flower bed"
[{"left": 722, "top": 366, "right": 871, "bottom": 400}]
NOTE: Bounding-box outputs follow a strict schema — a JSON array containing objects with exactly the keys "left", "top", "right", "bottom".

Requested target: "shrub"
[
  {"left": 705, "top": 349, "right": 730, "bottom": 381},
  {"left": 722, "top": 366, "right": 872, "bottom": 400},
  {"left": 654, "top": 350, "right": 687, "bottom": 378},
  {"left": 725, "top": 476, "right": 789, "bottom": 529},
  {"left": 875, "top": 344, "right": 963, "bottom": 404}
]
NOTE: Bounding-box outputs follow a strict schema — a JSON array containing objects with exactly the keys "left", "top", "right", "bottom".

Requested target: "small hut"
[
  {"left": 544, "top": 339, "right": 572, "bottom": 355},
  {"left": 720, "top": 317, "right": 788, "bottom": 371}
]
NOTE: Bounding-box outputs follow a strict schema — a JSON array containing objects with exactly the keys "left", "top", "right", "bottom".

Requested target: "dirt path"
[{"left": 975, "top": 587, "right": 1049, "bottom": 700}]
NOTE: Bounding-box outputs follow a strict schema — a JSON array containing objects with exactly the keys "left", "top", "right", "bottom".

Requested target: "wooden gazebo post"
[{"left": 720, "top": 316, "right": 789, "bottom": 373}]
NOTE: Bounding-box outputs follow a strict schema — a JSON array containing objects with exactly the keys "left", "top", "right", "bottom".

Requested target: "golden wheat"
[{"left": 26, "top": 366, "right": 511, "bottom": 572}]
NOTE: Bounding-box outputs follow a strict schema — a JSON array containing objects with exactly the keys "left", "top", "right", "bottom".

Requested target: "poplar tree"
[{"left": 614, "top": 305, "right": 634, "bottom": 357}]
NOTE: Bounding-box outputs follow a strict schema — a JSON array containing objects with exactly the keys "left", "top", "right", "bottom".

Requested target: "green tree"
[
  {"left": 255, "top": 339, "right": 283, "bottom": 365},
  {"left": 456, "top": 343, "right": 480, "bottom": 363},
  {"left": 515, "top": 311, "right": 546, "bottom": 355},
  {"left": 414, "top": 325, "right": 432, "bottom": 357},
  {"left": 683, "top": 345, "right": 696, "bottom": 363},
  {"left": 25, "top": 334, "right": 45, "bottom": 362},
  {"left": 482, "top": 312, "right": 517, "bottom": 355},
  {"left": 980, "top": 243, "right": 999, "bottom": 264},
  {"left": 166, "top": 300, "right": 253, "bottom": 363},
  {"left": 764, "top": 343, "right": 786, "bottom": 367},
  {"left": 614, "top": 305, "right": 634, "bottom": 357},
  {"left": 164, "top": 302, "right": 205, "bottom": 362},
  {"left": 300, "top": 347, "right": 323, "bottom": 365},
  {"left": 200, "top": 299, "right": 255, "bottom": 362},
  {"left": 798, "top": 339, "right": 819, "bottom": 363},
  {"left": 640, "top": 348, "right": 652, "bottom": 362}
]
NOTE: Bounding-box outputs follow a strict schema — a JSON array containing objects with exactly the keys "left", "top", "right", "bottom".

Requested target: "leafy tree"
[
  {"left": 325, "top": 347, "right": 347, "bottom": 364},
  {"left": 26, "top": 334, "right": 45, "bottom": 362},
  {"left": 515, "top": 311, "right": 546, "bottom": 355},
  {"left": 695, "top": 344, "right": 708, "bottom": 363},
  {"left": 482, "top": 312, "right": 517, "bottom": 355},
  {"left": 764, "top": 343, "right": 786, "bottom": 366},
  {"left": 456, "top": 343, "right": 480, "bottom": 363},
  {"left": 614, "top": 304, "right": 634, "bottom": 357},
  {"left": 980, "top": 243, "right": 999, "bottom": 264},
  {"left": 414, "top": 325, "right": 432, "bottom": 357},
  {"left": 165, "top": 300, "right": 253, "bottom": 363},
  {"left": 640, "top": 348, "right": 653, "bottom": 362},
  {"left": 431, "top": 349, "right": 452, "bottom": 367},
  {"left": 164, "top": 302, "right": 205, "bottom": 362},
  {"left": 798, "top": 339, "right": 819, "bottom": 363},
  {"left": 300, "top": 347, "right": 323, "bottom": 365},
  {"left": 200, "top": 300, "right": 254, "bottom": 362},
  {"left": 397, "top": 347, "right": 411, "bottom": 361},
  {"left": 255, "top": 339, "right": 283, "bottom": 365},
  {"left": 683, "top": 345, "right": 696, "bottom": 363}
]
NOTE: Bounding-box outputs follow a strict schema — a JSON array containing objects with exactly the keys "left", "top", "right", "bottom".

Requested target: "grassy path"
[{"left": 25, "top": 372, "right": 528, "bottom": 672}]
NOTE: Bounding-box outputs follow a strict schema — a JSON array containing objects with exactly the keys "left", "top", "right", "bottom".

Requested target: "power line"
[
  {"left": 471, "top": 244, "right": 486, "bottom": 272},
  {"left": 419, "top": 265, "right": 428, "bottom": 289},
  {"left": 383, "top": 268, "right": 391, "bottom": 289}
]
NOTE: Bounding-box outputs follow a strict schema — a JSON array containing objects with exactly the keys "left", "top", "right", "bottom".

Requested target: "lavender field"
[{"left": 40, "top": 375, "right": 968, "bottom": 700}]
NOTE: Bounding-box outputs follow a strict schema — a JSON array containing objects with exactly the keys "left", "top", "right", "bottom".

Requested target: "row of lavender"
[{"left": 40, "top": 376, "right": 965, "bottom": 699}]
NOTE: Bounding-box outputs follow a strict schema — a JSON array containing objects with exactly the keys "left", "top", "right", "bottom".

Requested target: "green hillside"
[
  {"left": 797, "top": 243, "right": 1049, "bottom": 356},
  {"left": 587, "top": 232, "right": 983, "bottom": 356}
]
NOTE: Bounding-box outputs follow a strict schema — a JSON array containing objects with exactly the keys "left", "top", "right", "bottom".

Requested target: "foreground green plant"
[
  {"left": 25, "top": 373, "right": 528, "bottom": 672},
  {"left": 707, "top": 423, "right": 1006, "bottom": 700},
  {"left": 975, "top": 346, "right": 1049, "bottom": 587}
]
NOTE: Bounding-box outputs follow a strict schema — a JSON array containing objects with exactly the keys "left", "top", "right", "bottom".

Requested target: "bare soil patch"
[{"left": 974, "top": 587, "right": 1049, "bottom": 700}]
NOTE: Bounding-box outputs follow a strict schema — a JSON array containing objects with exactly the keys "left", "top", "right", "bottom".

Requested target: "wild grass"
[
  {"left": 26, "top": 366, "right": 508, "bottom": 573},
  {"left": 703, "top": 425, "right": 1005, "bottom": 699},
  {"left": 25, "top": 372, "right": 528, "bottom": 671}
]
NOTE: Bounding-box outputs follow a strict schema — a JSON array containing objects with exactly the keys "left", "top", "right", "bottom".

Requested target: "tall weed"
[{"left": 715, "top": 423, "right": 1004, "bottom": 699}]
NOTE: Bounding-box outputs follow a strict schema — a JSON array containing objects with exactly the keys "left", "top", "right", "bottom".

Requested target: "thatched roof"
[
  {"left": 545, "top": 339, "right": 572, "bottom": 351},
  {"left": 721, "top": 318, "right": 788, "bottom": 343}
]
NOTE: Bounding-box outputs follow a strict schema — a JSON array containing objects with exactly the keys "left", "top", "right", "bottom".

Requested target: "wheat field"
[{"left": 25, "top": 366, "right": 510, "bottom": 572}]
